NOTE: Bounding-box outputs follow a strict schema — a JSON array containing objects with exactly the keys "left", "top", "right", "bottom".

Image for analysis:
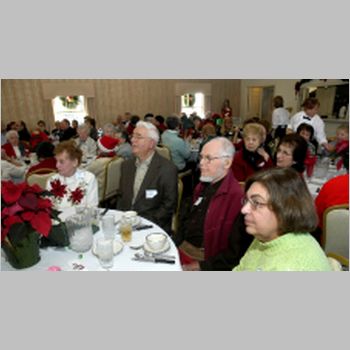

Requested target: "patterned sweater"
[{"left": 233, "top": 233, "right": 331, "bottom": 271}]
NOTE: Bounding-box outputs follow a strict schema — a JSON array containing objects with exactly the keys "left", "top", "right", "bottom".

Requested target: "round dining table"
[{"left": 1, "top": 209, "right": 182, "bottom": 272}]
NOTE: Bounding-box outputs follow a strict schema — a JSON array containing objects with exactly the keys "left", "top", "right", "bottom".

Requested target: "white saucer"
[
  {"left": 92, "top": 240, "right": 124, "bottom": 256},
  {"left": 143, "top": 240, "right": 170, "bottom": 255}
]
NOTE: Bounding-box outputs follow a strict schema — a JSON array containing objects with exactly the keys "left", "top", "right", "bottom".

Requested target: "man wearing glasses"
[
  {"left": 177, "top": 137, "right": 248, "bottom": 269},
  {"left": 117, "top": 121, "right": 178, "bottom": 234}
]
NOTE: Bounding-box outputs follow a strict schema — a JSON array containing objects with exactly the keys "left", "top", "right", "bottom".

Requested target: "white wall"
[{"left": 240, "top": 79, "right": 299, "bottom": 121}]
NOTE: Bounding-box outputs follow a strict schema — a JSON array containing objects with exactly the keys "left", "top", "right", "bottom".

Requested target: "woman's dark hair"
[
  {"left": 296, "top": 123, "right": 315, "bottom": 140},
  {"left": 36, "top": 141, "right": 55, "bottom": 159},
  {"left": 276, "top": 133, "right": 308, "bottom": 173},
  {"left": 273, "top": 96, "right": 284, "bottom": 108},
  {"left": 130, "top": 115, "right": 140, "bottom": 125},
  {"left": 165, "top": 116, "right": 180, "bottom": 130},
  {"left": 245, "top": 167, "right": 318, "bottom": 235},
  {"left": 155, "top": 115, "right": 165, "bottom": 124}
]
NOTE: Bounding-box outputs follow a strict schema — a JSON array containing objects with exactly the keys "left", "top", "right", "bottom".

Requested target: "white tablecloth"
[{"left": 1, "top": 209, "right": 182, "bottom": 272}]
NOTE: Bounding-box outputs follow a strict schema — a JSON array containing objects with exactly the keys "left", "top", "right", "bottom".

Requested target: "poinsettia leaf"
[
  {"left": 30, "top": 211, "right": 52, "bottom": 237},
  {"left": 18, "top": 192, "right": 38, "bottom": 210},
  {"left": 1, "top": 181, "right": 26, "bottom": 204},
  {"left": 37, "top": 198, "right": 52, "bottom": 209},
  {"left": 5, "top": 202, "right": 24, "bottom": 216},
  {"left": 21, "top": 211, "right": 35, "bottom": 221}
]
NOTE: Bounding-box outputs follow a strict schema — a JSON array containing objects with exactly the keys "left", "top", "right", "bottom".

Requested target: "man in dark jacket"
[
  {"left": 117, "top": 121, "right": 178, "bottom": 234},
  {"left": 176, "top": 137, "right": 246, "bottom": 268}
]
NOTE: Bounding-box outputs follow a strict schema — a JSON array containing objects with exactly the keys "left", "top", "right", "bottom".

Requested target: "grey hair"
[
  {"left": 78, "top": 123, "right": 91, "bottom": 133},
  {"left": 209, "top": 137, "right": 235, "bottom": 158},
  {"left": 6, "top": 130, "right": 19, "bottom": 140},
  {"left": 103, "top": 123, "right": 116, "bottom": 135},
  {"left": 136, "top": 121, "right": 159, "bottom": 144}
]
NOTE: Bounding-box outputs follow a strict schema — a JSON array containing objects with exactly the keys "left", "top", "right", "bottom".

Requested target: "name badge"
[
  {"left": 194, "top": 197, "right": 203, "bottom": 206},
  {"left": 146, "top": 189, "right": 158, "bottom": 199}
]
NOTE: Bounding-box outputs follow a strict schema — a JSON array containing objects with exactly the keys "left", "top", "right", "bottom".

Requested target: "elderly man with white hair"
[
  {"left": 117, "top": 121, "right": 178, "bottom": 234},
  {"left": 177, "top": 137, "right": 246, "bottom": 269}
]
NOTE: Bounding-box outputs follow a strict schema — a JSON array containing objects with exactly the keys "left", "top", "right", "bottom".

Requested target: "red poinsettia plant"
[{"left": 1, "top": 180, "right": 59, "bottom": 242}]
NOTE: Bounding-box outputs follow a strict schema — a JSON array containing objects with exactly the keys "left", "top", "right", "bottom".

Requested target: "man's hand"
[{"left": 182, "top": 261, "right": 200, "bottom": 271}]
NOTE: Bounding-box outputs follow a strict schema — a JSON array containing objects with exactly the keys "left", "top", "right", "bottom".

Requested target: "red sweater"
[
  {"left": 27, "top": 157, "right": 57, "bottom": 175},
  {"left": 315, "top": 174, "right": 349, "bottom": 229},
  {"left": 232, "top": 149, "right": 274, "bottom": 182},
  {"left": 193, "top": 170, "right": 244, "bottom": 259}
]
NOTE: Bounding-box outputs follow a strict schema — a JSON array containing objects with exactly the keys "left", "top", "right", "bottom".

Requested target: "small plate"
[
  {"left": 92, "top": 240, "right": 124, "bottom": 256},
  {"left": 128, "top": 237, "right": 145, "bottom": 249},
  {"left": 143, "top": 240, "right": 170, "bottom": 255}
]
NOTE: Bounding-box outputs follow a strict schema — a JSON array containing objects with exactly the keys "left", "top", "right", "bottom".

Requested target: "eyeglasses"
[
  {"left": 131, "top": 134, "right": 150, "bottom": 140},
  {"left": 241, "top": 196, "right": 270, "bottom": 210},
  {"left": 199, "top": 155, "right": 230, "bottom": 163}
]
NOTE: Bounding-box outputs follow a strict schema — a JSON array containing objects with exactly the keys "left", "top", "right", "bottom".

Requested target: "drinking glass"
[
  {"left": 119, "top": 217, "right": 132, "bottom": 243},
  {"left": 101, "top": 214, "right": 115, "bottom": 241},
  {"left": 96, "top": 238, "right": 114, "bottom": 270}
]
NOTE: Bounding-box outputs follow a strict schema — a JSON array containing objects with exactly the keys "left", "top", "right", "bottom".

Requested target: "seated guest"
[
  {"left": 37, "top": 120, "right": 50, "bottom": 135},
  {"left": 297, "top": 123, "right": 318, "bottom": 177},
  {"left": 115, "top": 131, "right": 133, "bottom": 159},
  {"left": 18, "top": 120, "right": 31, "bottom": 143},
  {"left": 59, "top": 119, "right": 77, "bottom": 142},
  {"left": 199, "top": 123, "right": 216, "bottom": 152},
  {"left": 219, "top": 116, "right": 236, "bottom": 141},
  {"left": 51, "top": 120, "right": 63, "bottom": 143},
  {"left": 102, "top": 123, "right": 117, "bottom": 138},
  {"left": 84, "top": 117, "right": 98, "bottom": 141},
  {"left": 2, "top": 130, "right": 27, "bottom": 160},
  {"left": 177, "top": 137, "right": 244, "bottom": 265},
  {"left": 46, "top": 140, "right": 98, "bottom": 210},
  {"left": 117, "top": 121, "right": 178, "bottom": 234},
  {"left": 185, "top": 115, "right": 202, "bottom": 139},
  {"left": 27, "top": 141, "right": 57, "bottom": 176},
  {"left": 75, "top": 124, "right": 97, "bottom": 159},
  {"left": 154, "top": 115, "right": 167, "bottom": 134},
  {"left": 327, "top": 123, "right": 349, "bottom": 170},
  {"left": 275, "top": 133, "right": 308, "bottom": 174},
  {"left": 97, "top": 134, "right": 120, "bottom": 158},
  {"left": 1, "top": 149, "right": 27, "bottom": 182},
  {"left": 161, "top": 115, "right": 191, "bottom": 171},
  {"left": 30, "top": 128, "right": 49, "bottom": 152},
  {"left": 232, "top": 123, "right": 273, "bottom": 181},
  {"left": 126, "top": 115, "right": 140, "bottom": 136},
  {"left": 315, "top": 152, "right": 349, "bottom": 230},
  {"left": 234, "top": 167, "right": 332, "bottom": 271}
]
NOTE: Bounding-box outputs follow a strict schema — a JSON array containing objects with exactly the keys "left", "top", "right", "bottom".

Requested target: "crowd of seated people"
[{"left": 2, "top": 93, "right": 347, "bottom": 271}]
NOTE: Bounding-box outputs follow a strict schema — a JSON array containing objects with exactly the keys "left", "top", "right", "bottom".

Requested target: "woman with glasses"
[{"left": 233, "top": 167, "right": 331, "bottom": 271}]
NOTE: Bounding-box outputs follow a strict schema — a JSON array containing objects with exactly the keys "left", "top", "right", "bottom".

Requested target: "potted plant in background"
[{"left": 1, "top": 180, "right": 68, "bottom": 269}]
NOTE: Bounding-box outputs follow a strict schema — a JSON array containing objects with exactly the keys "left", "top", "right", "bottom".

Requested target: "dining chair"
[
  {"left": 171, "top": 177, "right": 183, "bottom": 235},
  {"left": 156, "top": 144, "right": 172, "bottom": 160},
  {"left": 102, "top": 156, "right": 124, "bottom": 203},
  {"left": 85, "top": 157, "right": 113, "bottom": 203},
  {"left": 26, "top": 171, "right": 56, "bottom": 190},
  {"left": 321, "top": 204, "right": 349, "bottom": 259},
  {"left": 25, "top": 167, "right": 57, "bottom": 180},
  {"left": 327, "top": 253, "right": 349, "bottom": 271}
]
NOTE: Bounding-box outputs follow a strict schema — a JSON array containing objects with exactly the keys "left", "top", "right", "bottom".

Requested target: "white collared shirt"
[{"left": 288, "top": 111, "right": 328, "bottom": 145}]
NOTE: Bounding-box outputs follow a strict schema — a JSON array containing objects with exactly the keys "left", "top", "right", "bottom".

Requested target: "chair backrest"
[
  {"left": 27, "top": 172, "right": 56, "bottom": 190},
  {"left": 322, "top": 204, "right": 349, "bottom": 259},
  {"left": 327, "top": 253, "right": 349, "bottom": 271},
  {"left": 156, "top": 145, "right": 172, "bottom": 160},
  {"left": 85, "top": 157, "right": 112, "bottom": 203},
  {"left": 103, "top": 156, "right": 124, "bottom": 201},
  {"left": 25, "top": 167, "right": 57, "bottom": 180},
  {"left": 171, "top": 177, "right": 183, "bottom": 235}
]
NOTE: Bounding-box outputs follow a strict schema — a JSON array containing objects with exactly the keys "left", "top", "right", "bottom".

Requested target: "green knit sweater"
[{"left": 233, "top": 233, "right": 332, "bottom": 271}]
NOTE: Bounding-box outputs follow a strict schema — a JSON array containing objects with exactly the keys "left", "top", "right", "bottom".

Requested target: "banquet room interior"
[{"left": 1, "top": 78, "right": 349, "bottom": 271}]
